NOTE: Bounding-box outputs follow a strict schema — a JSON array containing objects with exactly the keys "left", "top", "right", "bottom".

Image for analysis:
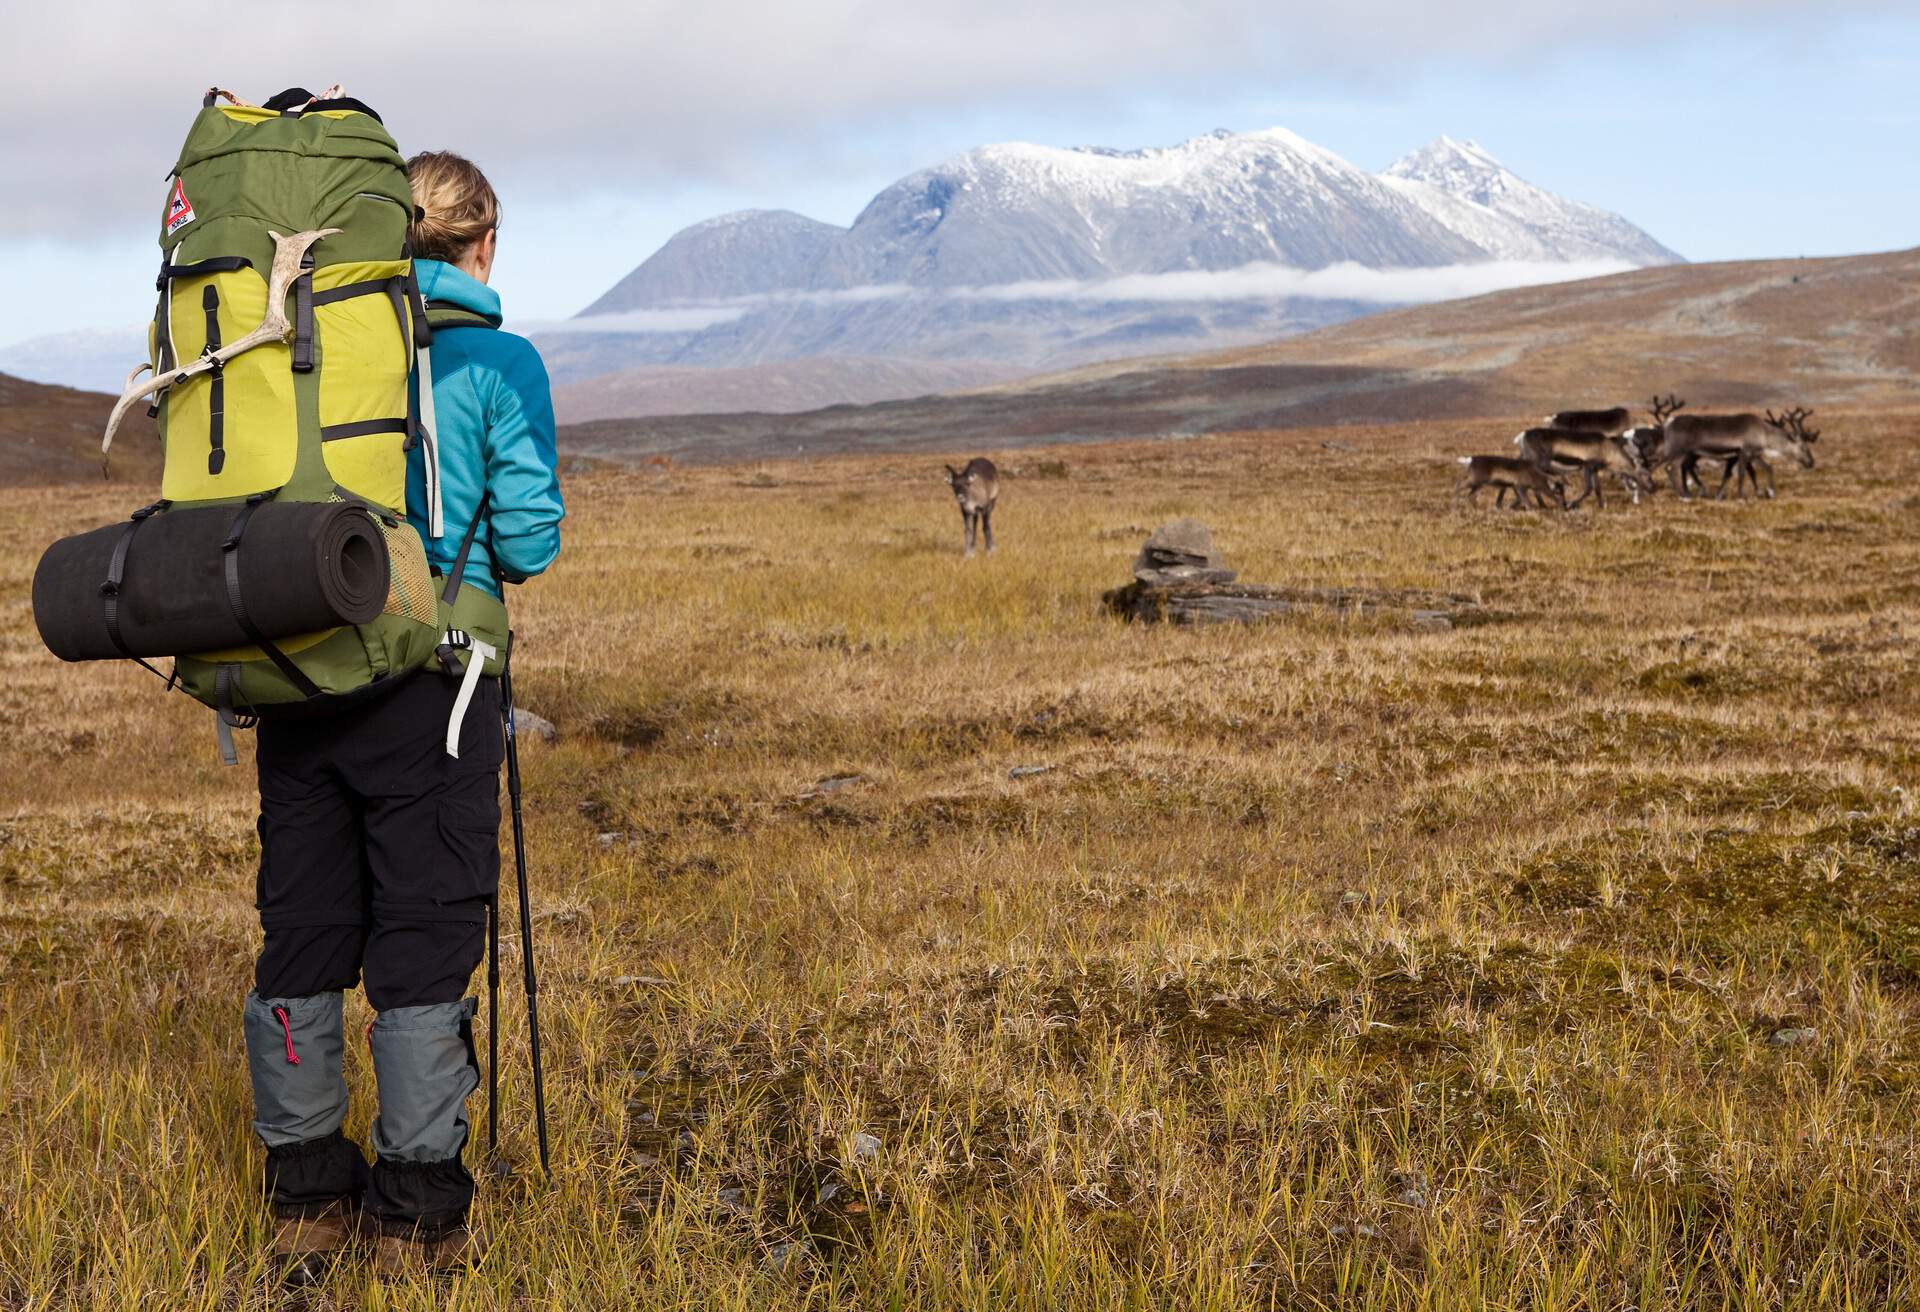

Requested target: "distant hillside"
[
  {"left": 556, "top": 246, "right": 1920, "bottom": 466},
  {"left": 552, "top": 355, "right": 1028, "bottom": 424},
  {"left": 1147, "top": 244, "right": 1920, "bottom": 414},
  {"left": 0, "top": 373, "right": 157, "bottom": 486}
]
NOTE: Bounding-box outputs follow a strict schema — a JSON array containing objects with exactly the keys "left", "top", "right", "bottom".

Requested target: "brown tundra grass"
[{"left": 2, "top": 411, "right": 1919, "bottom": 1310}]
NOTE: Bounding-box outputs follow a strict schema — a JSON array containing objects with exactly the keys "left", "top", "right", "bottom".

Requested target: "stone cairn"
[{"left": 1105, "top": 519, "right": 1476, "bottom": 629}]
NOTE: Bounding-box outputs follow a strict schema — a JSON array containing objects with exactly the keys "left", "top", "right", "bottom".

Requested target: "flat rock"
[
  {"left": 1106, "top": 579, "right": 1481, "bottom": 629},
  {"left": 1136, "top": 564, "right": 1239, "bottom": 586}
]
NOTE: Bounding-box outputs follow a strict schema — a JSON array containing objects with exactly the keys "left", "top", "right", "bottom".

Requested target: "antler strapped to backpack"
[{"left": 102, "top": 228, "right": 341, "bottom": 469}]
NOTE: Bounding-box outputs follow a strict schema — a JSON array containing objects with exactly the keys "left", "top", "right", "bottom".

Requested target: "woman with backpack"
[{"left": 247, "top": 149, "right": 565, "bottom": 1283}]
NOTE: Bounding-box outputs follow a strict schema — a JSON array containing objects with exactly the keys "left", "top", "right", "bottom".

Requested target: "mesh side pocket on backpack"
[{"left": 376, "top": 516, "right": 438, "bottom": 628}]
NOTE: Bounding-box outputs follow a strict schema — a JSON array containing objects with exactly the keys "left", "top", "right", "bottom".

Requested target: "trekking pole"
[
  {"left": 486, "top": 891, "right": 501, "bottom": 1171},
  {"left": 499, "top": 633, "right": 552, "bottom": 1180}
]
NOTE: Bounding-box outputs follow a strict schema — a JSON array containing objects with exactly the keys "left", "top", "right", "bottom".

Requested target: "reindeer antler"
[
  {"left": 1782, "top": 406, "right": 1818, "bottom": 441},
  {"left": 101, "top": 228, "right": 340, "bottom": 471}
]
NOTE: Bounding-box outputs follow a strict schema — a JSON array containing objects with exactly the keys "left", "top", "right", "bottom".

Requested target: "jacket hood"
[{"left": 414, "top": 259, "right": 504, "bottom": 326}]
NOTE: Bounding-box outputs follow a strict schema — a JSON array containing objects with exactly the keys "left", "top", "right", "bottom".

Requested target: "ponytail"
[{"left": 405, "top": 150, "right": 500, "bottom": 263}]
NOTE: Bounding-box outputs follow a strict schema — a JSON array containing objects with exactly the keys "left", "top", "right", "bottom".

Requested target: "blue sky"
[{"left": 0, "top": 2, "right": 1913, "bottom": 353}]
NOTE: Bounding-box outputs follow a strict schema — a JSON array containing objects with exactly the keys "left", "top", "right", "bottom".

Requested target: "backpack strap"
[
  {"left": 443, "top": 628, "right": 498, "bottom": 759},
  {"left": 99, "top": 500, "right": 175, "bottom": 685},
  {"left": 424, "top": 301, "right": 500, "bottom": 333},
  {"left": 434, "top": 492, "right": 492, "bottom": 678},
  {"left": 409, "top": 293, "right": 498, "bottom": 542},
  {"left": 221, "top": 492, "right": 322, "bottom": 700},
  {"left": 435, "top": 493, "right": 497, "bottom": 758},
  {"left": 403, "top": 268, "right": 445, "bottom": 540},
  {"left": 440, "top": 492, "right": 493, "bottom": 609}
]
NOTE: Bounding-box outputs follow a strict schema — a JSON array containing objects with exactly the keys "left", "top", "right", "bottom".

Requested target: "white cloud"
[
  {"left": 542, "top": 259, "right": 1636, "bottom": 328},
  {"left": 0, "top": 0, "right": 1878, "bottom": 238},
  {"left": 514, "top": 306, "right": 749, "bottom": 335},
  {"left": 959, "top": 258, "right": 1638, "bottom": 304}
]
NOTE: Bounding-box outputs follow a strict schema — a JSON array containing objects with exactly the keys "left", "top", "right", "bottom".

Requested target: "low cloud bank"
[
  {"left": 965, "top": 258, "right": 1639, "bottom": 304},
  {"left": 551, "top": 258, "right": 1635, "bottom": 334},
  {"left": 514, "top": 306, "right": 750, "bottom": 336}
]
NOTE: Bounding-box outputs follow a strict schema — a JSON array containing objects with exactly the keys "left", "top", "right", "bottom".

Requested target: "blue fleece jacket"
[{"left": 407, "top": 260, "right": 565, "bottom": 599}]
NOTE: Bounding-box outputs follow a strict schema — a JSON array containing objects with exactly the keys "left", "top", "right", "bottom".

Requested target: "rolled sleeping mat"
[{"left": 33, "top": 500, "right": 391, "bottom": 661}]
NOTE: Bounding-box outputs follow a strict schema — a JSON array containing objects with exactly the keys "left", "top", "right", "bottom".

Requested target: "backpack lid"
[{"left": 172, "top": 98, "right": 405, "bottom": 179}]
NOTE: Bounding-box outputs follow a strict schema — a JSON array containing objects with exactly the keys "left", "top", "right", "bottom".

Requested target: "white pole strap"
[
  {"left": 445, "top": 637, "right": 497, "bottom": 758},
  {"left": 417, "top": 343, "right": 445, "bottom": 539}
]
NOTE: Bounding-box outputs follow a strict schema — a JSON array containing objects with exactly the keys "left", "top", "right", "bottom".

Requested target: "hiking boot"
[
  {"left": 372, "top": 1222, "right": 487, "bottom": 1278},
  {"left": 270, "top": 1206, "right": 363, "bottom": 1288}
]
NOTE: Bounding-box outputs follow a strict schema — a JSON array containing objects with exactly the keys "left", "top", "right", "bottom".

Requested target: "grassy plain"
[{"left": 2, "top": 410, "right": 1918, "bottom": 1308}]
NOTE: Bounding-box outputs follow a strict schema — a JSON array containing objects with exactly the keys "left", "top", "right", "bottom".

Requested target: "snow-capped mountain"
[
  {"left": 582, "top": 209, "right": 845, "bottom": 314},
  {"left": 806, "top": 128, "right": 1490, "bottom": 290},
  {"left": 538, "top": 127, "right": 1679, "bottom": 401},
  {"left": 587, "top": 129, "right": 1677, "bottom": 314},
  {"left": 1381, "top": 135, "right": 1679, "bottom": 265}
]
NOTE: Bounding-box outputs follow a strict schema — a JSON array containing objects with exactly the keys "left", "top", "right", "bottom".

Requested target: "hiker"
[{"left": 246, "top": 149, "right": 564, "bottom": 1282}]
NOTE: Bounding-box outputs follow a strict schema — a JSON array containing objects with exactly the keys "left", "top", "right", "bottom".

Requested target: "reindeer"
[
  {"left": 1655, "top": 407, "right": 1816, "bottom": 499},
  {"left": 1629, "top": 394, "right": 1730, "bottom": 498},
  {"left": 1544, "top": 404, "right": 1632, "bottom": 437},
  {"left": 945, "top": 457, "right": 1000, "bottom": 556},
  {"left": 1512, "top": 428, "right": 1651, "bottom": 508},
  {"left": 1458, "top": 455, "right": 1568, "bottom": 511},
  {"left": 1607, "top": 393, "right": 1687, "bottom": 499},
  {"left": 1721, "top": 408, "right": 1821, "bottom": 499}
]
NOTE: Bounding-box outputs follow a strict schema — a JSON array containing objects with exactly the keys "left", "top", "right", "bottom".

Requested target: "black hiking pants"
[{"left": 249, "top": 672, "right": 502, "bottom": 1233}]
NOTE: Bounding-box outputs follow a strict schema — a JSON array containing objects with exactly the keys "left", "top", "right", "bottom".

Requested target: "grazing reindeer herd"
[
  {"left": 937, "top": 399, "right": 1823, "bottom": 555},
  {"left": 1457, "top": 395, "right": 1822, "bottom": 511}
]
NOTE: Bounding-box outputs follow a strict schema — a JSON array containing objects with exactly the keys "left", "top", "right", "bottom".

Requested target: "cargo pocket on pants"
[{"left": 434, "top": 786, "right": 501, "bottom": 915}]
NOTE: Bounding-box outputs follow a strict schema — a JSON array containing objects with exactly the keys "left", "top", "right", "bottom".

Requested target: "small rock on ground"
[
  {"left": 512, "top": 708, "right": 559, "bottom": 742},
  {"left": 798, "top": 773, "right": 867, "bottom": 799},
  {"left": 765, "top": 1239, "right": 811, "bottom": 1273}
]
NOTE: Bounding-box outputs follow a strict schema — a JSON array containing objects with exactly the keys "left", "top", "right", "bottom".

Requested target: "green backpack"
[{"left": 99, "top": 87, "right": 506, "bottom": 758}]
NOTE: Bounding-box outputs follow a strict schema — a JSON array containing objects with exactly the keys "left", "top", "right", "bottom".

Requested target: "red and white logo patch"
[{"left": 164, "top": 178, "right": 195, "bottom": 235}]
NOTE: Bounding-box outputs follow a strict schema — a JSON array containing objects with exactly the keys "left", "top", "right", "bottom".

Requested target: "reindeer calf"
[
  {"left": 1459, "top": 455, "right": 1568, "bottom": 511},
  {"left": 945, "top": 457, "right": 1000, "bottom": 556},
  {"left": 1513, "top": 428, "right": 1650, "bottom": 508}
]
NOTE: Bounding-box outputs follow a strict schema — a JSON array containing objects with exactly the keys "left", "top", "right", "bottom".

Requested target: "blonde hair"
[{"left": 405, "top": 150, "right": 501, "bottom": 263}]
